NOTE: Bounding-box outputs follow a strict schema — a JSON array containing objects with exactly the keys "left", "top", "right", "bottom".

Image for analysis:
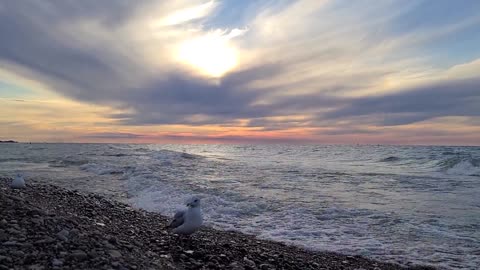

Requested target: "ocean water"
[{"left": 0, "top": 143, "right": 479, "bottom": 269}]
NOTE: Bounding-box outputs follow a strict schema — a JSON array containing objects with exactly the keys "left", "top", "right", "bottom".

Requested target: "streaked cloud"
[{"left": 1, "top": 0, "right": 479, "bottom": 144}]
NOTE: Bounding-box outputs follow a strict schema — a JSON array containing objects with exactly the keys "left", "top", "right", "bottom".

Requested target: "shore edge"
[{"left": 0, "top": 178, "right": 435, "bottom": 270}]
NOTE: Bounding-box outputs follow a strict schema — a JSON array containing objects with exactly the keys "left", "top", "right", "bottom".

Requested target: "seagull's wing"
[{"left": 168, "top": 209, "right": 185, "bottom": 229}]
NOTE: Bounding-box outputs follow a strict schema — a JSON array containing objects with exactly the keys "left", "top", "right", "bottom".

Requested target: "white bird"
[
  {"left": 10, "top": 173, "right": 26, "bottom": 189},
  {"left": 168, "top": 196, "right": 203, "bottom": 235}
]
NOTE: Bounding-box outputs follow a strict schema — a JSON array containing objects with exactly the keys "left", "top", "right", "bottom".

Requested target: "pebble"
[
  {"left": 2, "top": 241, "right": 18, "bottom": 247},
  {"left": 52, "top": 258, "right": 63, "bottom": 266},
  {"left": 244, "top": 256, "right": 257, "bottom": 269},
  {"left": 34, "top": 237, "right": 55, "bottom": 245},
  {"left": 56, "top": 229, "right": 70, "bottom": 242},
  {"left": 71, "top": 250, "right": 88, "bottom": 260},
  {"left": 31, "top": 218, "right": 44, "bottom": 225},
  {"left": 229, "top": 261, "right": 243, "bottom": 270},
  {"left": 6, "top": 228, "right": 21, "bottom": 235},
  {"left": 10, "top": 250, "right": 25, "bottom": 257},
  {"left": 108, "top": 250, "right": 122, "bottom": 259},
  {"left": 260, "top": 263, "right": 274, "bottom": 270},
  {"left": 103, "top": 241, "right": 116, "bottom": 249}
]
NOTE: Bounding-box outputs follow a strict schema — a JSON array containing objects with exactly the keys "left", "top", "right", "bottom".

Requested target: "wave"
[
  {"left": 103, "top": 153, "right": 129, "bottom": 157},
  {"left": 379, "top": 156, "right": 401, "bottom": 162},
  {"left": 0, "top": 157, "right": 27, "bottom": 163},
  {"left": 438, "top": 156, "right": 480, "bottom": 176},
  {"left": 181, "top": 152, "right": 199, "bottom": 159},
  {"left": 48, "top": 159, "right": 89, "bottom": 167}
]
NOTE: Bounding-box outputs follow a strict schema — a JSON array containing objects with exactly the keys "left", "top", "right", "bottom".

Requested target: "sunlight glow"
[{"left": 177, "top": 31, "right": 239, "bottom": 78}]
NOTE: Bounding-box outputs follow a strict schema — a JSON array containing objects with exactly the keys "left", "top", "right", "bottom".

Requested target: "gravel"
[{"left": 0, "top": 178, "right": 435, "bottom": 269}]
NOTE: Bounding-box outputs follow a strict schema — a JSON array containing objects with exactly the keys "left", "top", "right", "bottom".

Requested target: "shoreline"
[{"left": 0, "top": 179, "right": 434, "bottom": 269}]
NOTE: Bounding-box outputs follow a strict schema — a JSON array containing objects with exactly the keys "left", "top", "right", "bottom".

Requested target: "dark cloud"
[
  {"left": 323, "top": 78, "right": 480, "bottom": 126},
  {"left": 0, "top": 1, "right": 141, "bottom": 99}
]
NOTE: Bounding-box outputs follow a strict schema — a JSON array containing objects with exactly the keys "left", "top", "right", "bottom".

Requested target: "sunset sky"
[{"left": 1, "top": 0, "right": 479, "bottom": 145}]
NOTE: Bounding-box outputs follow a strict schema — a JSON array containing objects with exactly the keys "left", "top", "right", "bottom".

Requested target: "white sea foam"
[
  {"left": 445, "top": 160, "right": 480, "bottom": 176},
  {"left": 80, "top": 163, "right": 124, "bottom": 175}
]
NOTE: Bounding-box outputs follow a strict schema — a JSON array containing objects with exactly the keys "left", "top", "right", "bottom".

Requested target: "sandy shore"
[{"left": 0, "top": 178, "right": 434, "bottom": 270}]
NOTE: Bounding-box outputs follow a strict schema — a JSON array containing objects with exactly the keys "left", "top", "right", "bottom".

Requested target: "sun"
[{"left": 177, "top": 33, "right": 238, "bottom": 78}]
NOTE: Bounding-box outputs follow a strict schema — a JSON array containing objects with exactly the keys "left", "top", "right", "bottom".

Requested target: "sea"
[{"left": 0, "top": 143, "right": 479, "bottom": 269}]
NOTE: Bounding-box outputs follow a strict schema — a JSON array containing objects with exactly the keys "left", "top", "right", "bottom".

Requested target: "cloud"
[
  {"left": 82, "top": 132, "right": 145, "bottom": 139},
  {"left": 323, "top": 77, "right": 480, "bottom": 126},
  {"left": 0, "top": 0, "right": 479, "bottom": 144}
]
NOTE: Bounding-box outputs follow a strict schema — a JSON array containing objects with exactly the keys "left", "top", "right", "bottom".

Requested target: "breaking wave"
[{"left": 438, "top": 156, "right": 480, "bottom": 176}]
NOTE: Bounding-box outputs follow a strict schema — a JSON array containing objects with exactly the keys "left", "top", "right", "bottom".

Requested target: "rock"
[
  {"left": 70, "top": 228, "right": 79, "bottom": 236},
  {"left": 56, "top": 229, "right": 70, "bottom": 241},
  {"left": 108, "top": 250, "right": 122, "bottom": 259},
  {"left": 184, "top": 250, "right": 194, "bottom": 255},
  {"left": 2, "top": 241, "right": 18, "bottom": 247},
  {"left": 70, "top": 250, "right": 88, "bottom": 260},
  {"left": 103, "top": 241, "right": 116, "bottom": 249},
  {"left": 243, "top": 257, "right": 257, "bottom": 269},
  {"left": 28, "top": 264, "right": 44, "bottom": 270},
  {"left": 259, "top": 263, "right": 274, "bottom": 270},
  {"left": 52, "top": 258, "right": 63, "bottom": 267},
  {"left": 34, "top": 237, "right": 55, "bottom": 245},
  {"left": 0, "top": 256, "right": 11, "bottom": 263},
  {"left": 31, "top": 218, "right": 44, "bottom": 225},
  {"left": 7, "top": 195, "right": 23, "bottom": 202},
  {"left": 6, "top": 228, "right": 21, "bottom": 235},
  {"left": 28, "top": 209, "right": 47, "bottom": 216},
  {"left": 10, "top": 250, "right": 25, "bottom": 257},
  {"left": 88, "top": 251, "right": 99, "bottom": 259},
  {"left": 229, "top": 261, "right": 244, "bottom": 270},
  {"left": 108, "top": 236, "right": 118, "bottom": 245}
]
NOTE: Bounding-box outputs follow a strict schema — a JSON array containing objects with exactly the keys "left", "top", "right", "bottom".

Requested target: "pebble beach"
[{"left": 0, "top": 178, "right": 435, "bottom": 270}]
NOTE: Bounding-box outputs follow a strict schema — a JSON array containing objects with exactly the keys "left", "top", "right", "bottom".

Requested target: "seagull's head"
[{"left": 186, "top": 196, "right": 201, "bottom": 208}]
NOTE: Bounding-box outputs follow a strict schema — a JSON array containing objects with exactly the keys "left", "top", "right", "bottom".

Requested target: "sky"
[{"left": 1, "top": 0, "right": 479, "bottom": 145}]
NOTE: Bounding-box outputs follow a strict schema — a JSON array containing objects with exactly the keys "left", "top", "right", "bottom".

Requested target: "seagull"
[
  {"left": 168, "top": 196, "right": 203, "bottom": 235},
  {"left": 10, "top": 173, "right": 26, "bottom": 189}
]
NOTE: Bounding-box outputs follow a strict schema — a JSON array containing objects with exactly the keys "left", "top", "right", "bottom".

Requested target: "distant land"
[{"left": 0, "top": 140, "right": 18, "bottom": 143}]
